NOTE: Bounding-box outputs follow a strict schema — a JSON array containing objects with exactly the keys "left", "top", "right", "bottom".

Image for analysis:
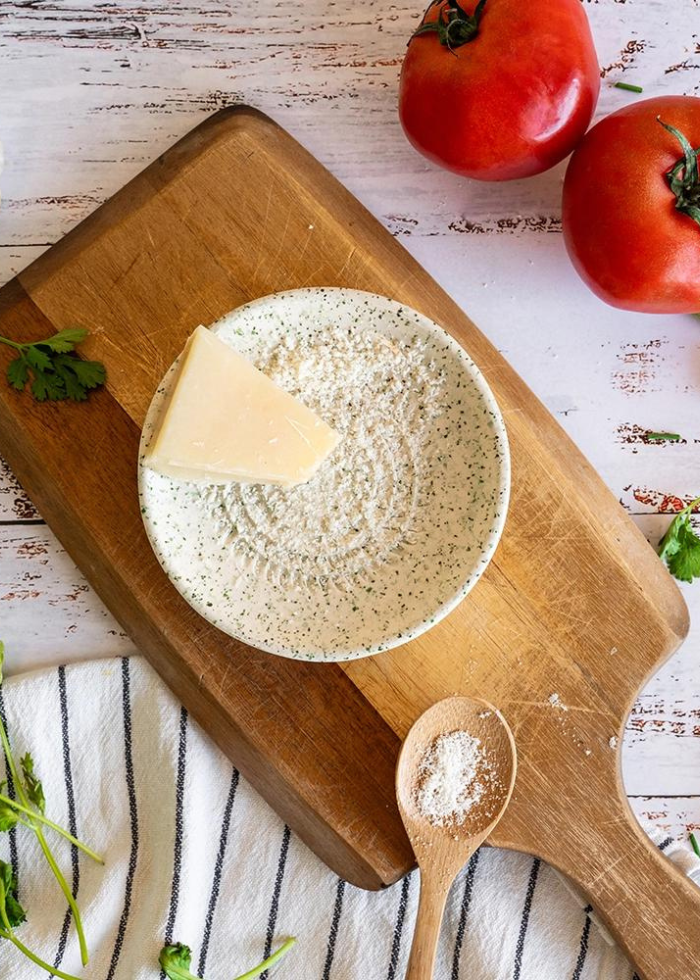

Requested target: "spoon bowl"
[{"left": 396, "top": 697, "right": 517, "bottom": 980}]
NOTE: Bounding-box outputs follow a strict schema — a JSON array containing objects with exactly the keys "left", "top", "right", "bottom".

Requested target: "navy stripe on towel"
[
  {"left": 571, "top": 913, "right": 592, "bottom": 980},
  {"left": 513, "top": 858, "right": 541, "bottom": 980},
  {"left": 51, "top": 665, "right": 80, "bottom": 975},
  {"left": 261, "top": 825, "right": 292, "bottom": 979},
  {"left": 451, "top": 849, "right": 481, "bottom": 980},
  {"left": 106, "top": 658, "right": 140, "bottom": 980},
  {"left": 387, "top": 874, "right": 412, "bottom": 980},
  {"left": 198, "top": 767, "right": 240, "bottom": 976},
  {"left": 321, "top": 878, "right": 346, "bottom": 980},
  {"left": 165, "top": 709, "right": 189, "bottom": 940},
  {"left": 0, "top": 686, "right": 19, "bottom": 882}
]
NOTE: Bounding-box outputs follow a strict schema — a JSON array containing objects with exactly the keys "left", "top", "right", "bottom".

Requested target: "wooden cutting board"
[{"left": 0, "top": 108, "right": 697, "bottom": 979}]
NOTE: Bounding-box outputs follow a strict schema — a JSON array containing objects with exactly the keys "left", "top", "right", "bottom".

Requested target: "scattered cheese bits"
[{"left": 146, "top": 326, "right": 340, "bottom": 487}]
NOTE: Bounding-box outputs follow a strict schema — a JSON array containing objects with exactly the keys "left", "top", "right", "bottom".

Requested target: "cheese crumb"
[
  {"left": 549, "top": 693, "right": 568, "bottom": 711},
  {"left": 609, "top": 736, "right": 619, "bottom": 750}
]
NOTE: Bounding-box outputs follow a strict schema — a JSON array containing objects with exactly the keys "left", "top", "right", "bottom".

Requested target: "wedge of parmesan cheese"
[{"left": 145, "top": 325, "right": 340, "bottom": 486}]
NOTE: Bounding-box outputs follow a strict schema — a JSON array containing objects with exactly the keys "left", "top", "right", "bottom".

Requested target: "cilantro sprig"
[
  {"left": 0, "top": 642, "right": 104, "bottom": 975},
  {"left": 0, "top": 327, "right": 105, "bottom": 401},
  {"left": 159, "top": 937, "right": 296, "bottom": 980},
  {"left": 658, "top": 496, "right": 700, "bottom": 584},
  {"left": 0, "top": 861, "right": 82, "bottom": 980}
]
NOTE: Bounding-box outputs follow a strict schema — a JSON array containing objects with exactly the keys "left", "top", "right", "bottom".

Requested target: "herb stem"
[
  {"left": 0, "top": 337, "right": 25, "bottom": 352},
  {"left": 0, "top": 718, "right": 90, "bottom": 965},
  {"left": 233, "top": 938, "right": 297, "bottom": 980},
  {"left": 0, "top": 928, "right": 82, "bottom": 980},
  {"left": 646, "top": 431, "right": 681, "bottom": 442},
  {"left": 0, "top": 793, "right": 103, "bottom": 863},
  {"left": 691, "top": 832, "right": 700, "bottom": 857},
  {"left": 614, "top": 81, "right": 643, "bottom": 93},
  {"left": 0, "top": 877, "right": 82, "bottom": 980}
]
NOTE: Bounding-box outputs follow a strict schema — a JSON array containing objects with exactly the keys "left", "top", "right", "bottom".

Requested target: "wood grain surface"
[{"left": 0, "top": 107, "right": 697, "bottom": 977}]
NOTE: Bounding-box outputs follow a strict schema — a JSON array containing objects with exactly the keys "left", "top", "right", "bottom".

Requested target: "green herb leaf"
[
  {"left": 0, "top": 861, "right": 27, "bottom": 930},
  {"left": 42, "top": 328, "right": 89, "bottom": 353},
  {"left": 691, "top": 832, "right": 700, "bottom": 857},
  {"left": 20, "top": 754, "right": 45, "bottom": 815},
  {"left": 647, "top": 432, "right": 681, "bottom": 442},
  {"left": 30, "top": 370, "right": 63, "bottom": 402},
  {"left": 0, "top": 784, "right": 19, "bottom": 834},
  {"left": 658, "top": 496, "right": 700, "bottom": 583},
  {"left": 6, "top": 356, "right": 29, "bottom": 392},
  {"left": 24, "top": 346, "right": 53, "bottom": 374},
  {"left": 159, "top": 943, "right": 200, "bottom": 980},
  {"left": 53, "top": 354, "right": 106, "bottom": 400},
  {"left": 0, "top": 328, "right": 105, "bottom": 402}
]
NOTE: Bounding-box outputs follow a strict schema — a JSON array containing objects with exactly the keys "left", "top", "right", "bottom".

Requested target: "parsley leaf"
[
  {"left": 658, "top": 496, "right": 700, "bottom": 583},
  {"left": 6, "top": 357, "right": 29, "bottom": 391},
  {"left": 0, "top": 328, "right": 105, "bottom": 402},
  {"left": 159, "top": 938, "right": 297, "bottom": 980},
  {"left": 0, "top": 861, "right": 26, "bottom": 929},
  {"left": 159, "top": 944, "right": 200, "bottom": 980},
  {"left": 42, "top": 328, "right": 89, "bottom": 353},
  {"left": 20, "top": 754, "right": 45, "bottom": 815},
  {"left": 0, "top": 785, "right": 18, "bottom": 834}
]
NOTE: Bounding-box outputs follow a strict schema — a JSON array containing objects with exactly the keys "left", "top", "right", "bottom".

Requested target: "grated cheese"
[{"left": 415, "top": 730, "right": 489, "bottom": 827}]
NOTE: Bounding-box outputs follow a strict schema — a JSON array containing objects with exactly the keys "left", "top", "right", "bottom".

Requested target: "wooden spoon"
[{"left": 396, "top": 697, "right": 518, "bottom": 980}]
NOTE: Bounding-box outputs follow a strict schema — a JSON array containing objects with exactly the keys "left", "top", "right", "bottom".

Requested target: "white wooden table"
[{"left": 0, "top": 0, "right": 698, "bottom": 847}]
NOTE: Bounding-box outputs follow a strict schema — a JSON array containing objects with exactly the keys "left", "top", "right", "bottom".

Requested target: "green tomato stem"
[
  {"left": 412, "top": 0, "right": 486, "bottom": 49},
  {"left": 233, "top": 938, "right": 297, "bottom": 980},
  {"left": 659, "top": 117, "right": 700, "bottom": 228}
]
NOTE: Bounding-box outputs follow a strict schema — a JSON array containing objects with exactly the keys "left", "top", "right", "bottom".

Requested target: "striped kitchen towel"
[{"left": 0, "top": 656, "right": 697, "bottom": 980}]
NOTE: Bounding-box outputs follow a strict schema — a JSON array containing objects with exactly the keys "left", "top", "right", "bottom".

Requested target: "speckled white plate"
[{"left": 138, "top": 288, "right": 510, "bottom": 661}]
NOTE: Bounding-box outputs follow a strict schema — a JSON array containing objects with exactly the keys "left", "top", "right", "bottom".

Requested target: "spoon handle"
[{"left": 405, "top": 869, "right": 455, "bottom": 980}]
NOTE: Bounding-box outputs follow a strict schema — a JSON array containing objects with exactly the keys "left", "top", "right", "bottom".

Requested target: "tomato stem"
[
  {"left": 411, "top": 0, "right": 487, "bottom": 51},
  {"left": 658, "top": 117, "right": 700, "bottom": 229}
]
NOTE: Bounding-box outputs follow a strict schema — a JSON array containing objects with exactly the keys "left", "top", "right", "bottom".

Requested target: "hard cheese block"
[{"left": 145, "top": 325, "right": 340, "bottom": 486}]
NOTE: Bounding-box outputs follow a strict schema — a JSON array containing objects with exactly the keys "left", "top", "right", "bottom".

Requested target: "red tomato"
[
  {"left": 563, "top": 96, "right": 700, "bottom": 314},
  {"left": 398, "top": 0, "right": 600, "bottom": 181}
]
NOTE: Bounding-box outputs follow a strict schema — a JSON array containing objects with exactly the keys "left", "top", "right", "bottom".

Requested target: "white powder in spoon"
[{"left": 415, "top": 730, "right": 489, "bottom": 827}]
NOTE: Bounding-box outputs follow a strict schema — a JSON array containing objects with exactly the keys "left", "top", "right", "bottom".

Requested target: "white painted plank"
[
  {"left": 0, "top": 524, "right": 135, "bottom": 676},
  {"left": 0, "top": 246, "right": 47, "bottom": 285},
  {"left": 630, "top": 797, "right": 700, "bottom": 845},
  {"left": 0, "top": 0, "right": 697, "bottom": 247}
]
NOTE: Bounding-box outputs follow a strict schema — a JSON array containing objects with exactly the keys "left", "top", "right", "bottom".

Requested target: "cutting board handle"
[{"left": 571, "top": 803, "right": 700, "bottom": 980}]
